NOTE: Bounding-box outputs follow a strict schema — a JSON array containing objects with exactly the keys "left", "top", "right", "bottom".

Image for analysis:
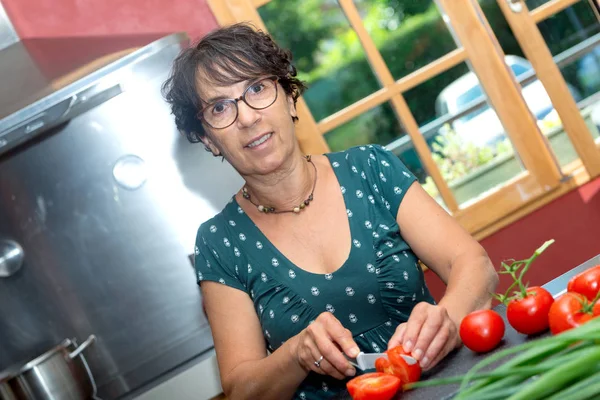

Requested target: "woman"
[{"left": 163, "top": 23, "right": 498, "bottom": 400}]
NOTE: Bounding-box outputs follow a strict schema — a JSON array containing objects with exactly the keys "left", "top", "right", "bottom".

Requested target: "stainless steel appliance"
[
  {"left": 1, "top": 336, "right": 97, "bottom": 400},
  {"left": 0, "top": 13, "right": 243, "bottom": 399},
  {"left": 0, "top": 0, "right": 18, "bottom": 51}
]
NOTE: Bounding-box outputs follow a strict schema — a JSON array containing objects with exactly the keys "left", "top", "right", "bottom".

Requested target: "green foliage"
[
  {"left": 432, "top": 128, "right": 495, "bottom": 182},
  {"left": 421, "top": 127, "right": 513, "bottom": 198}
]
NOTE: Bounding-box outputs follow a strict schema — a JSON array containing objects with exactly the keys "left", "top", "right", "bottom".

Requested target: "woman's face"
[{"left": 197, "top": 72, "right": 299, "bottom": 177}]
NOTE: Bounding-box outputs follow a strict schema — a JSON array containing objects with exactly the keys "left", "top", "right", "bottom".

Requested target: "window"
[{"left": 208, "top": 0, "right": 600, "bottom": 238}]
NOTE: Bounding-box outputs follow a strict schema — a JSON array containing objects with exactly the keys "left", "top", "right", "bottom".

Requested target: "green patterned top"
[{"left": 194, "top": 145, "right": 435, "bottom": 399}]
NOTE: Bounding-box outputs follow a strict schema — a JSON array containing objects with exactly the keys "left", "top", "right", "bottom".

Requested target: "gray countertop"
[{"left": 337, "top": 253, "right": 600, "bottom": 400}]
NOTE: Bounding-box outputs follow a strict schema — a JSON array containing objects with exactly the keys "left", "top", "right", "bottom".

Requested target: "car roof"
[{"left": 437, "top": 55, "right": 530, "bottom": 108}]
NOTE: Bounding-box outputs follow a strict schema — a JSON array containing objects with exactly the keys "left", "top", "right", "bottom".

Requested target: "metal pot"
[{"left": 0, "top": 335, "right": 98, "bottom": 400}]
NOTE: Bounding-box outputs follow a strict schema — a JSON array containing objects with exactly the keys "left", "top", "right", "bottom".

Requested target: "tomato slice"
[
  {"left": 567, "top": 265, "right": 600, "bottom": 302},
  {"left": 346, "top": 372, "right": 401, "bottom": 400},
  {"left": 375, "top": 346, "right": 421, "bottom": 387}
]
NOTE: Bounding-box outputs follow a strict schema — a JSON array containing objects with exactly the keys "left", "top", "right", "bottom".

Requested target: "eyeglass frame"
[{"left": 197, "top": 76, "right": 280, "bottom": 130}]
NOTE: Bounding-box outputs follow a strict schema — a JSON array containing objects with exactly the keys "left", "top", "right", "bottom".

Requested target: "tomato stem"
[
  {"left": 589, "top": 289, "right": 600, "bottom": 307},
  {"left": 578, "top": 289, "right": 600, "bottom": 314},
  {"left": 495, "top": 239, "right": 555, "bottom": 304}
]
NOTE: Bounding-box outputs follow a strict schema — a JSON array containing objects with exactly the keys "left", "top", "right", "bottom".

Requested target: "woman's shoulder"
[
  {"left": 326, "top": 144, "right": 390, "bottom": 163},
  {"left": 196, "top": 199, "right": 239, "bottom": 245},
  {"left": 325, "top": 144, "right": 396, "bottom": 176}
]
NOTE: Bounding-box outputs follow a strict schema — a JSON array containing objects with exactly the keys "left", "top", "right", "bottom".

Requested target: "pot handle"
[{"left": 68, "top": 334, "right": 96, "bottom": 359}]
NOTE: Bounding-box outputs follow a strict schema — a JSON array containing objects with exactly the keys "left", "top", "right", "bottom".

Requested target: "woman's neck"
[{"left": 241, "top": 155, "right": 316, "bottom": 212}]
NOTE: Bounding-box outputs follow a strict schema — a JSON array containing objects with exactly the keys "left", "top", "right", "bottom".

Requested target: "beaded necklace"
[{"left": 242, "top": 155, "right": 317, "bottom": 214}]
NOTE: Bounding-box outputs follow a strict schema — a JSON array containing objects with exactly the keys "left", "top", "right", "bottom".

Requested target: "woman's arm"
[
  {"left": 202, "top": 281, "right": 358, "bottom": 400},
  {"left": 388, "top": 183, "right": 499, "bottom": 369}
]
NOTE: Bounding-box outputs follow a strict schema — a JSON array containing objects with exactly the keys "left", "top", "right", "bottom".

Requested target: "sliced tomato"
[
  {"left": 375, "top": 346, "right": 421, "bottom": 387},
  {"left": 549, "top": 291, "right": 600, "bottom": 335},
  {"left": 567, "top": 265, "right": 600, "bottom": 302},
  {"left": 346, "top": 372, "right": 401, "bottom": 400},
  {"left": 506, "top": 286, "right": 554, "bottom": 335}
]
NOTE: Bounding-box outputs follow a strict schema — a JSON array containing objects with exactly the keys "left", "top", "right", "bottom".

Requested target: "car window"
[
  {"left": 457, "top": 85, "right": 483, "bottom": 108},
  {"left": 510, "top": 63, "right": 530, "bottom": 77},
  {"left": 456, "top": 85, "right": 485, "bottom": 122}
]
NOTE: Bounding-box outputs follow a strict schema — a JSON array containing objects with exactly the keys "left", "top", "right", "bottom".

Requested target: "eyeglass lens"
[{"left": 202, "top": 77, "right": 278, "bottom": 129}]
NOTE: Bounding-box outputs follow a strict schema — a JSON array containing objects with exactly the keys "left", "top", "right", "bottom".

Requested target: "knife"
[{"left": 346, "top": 352, "right": 418, "bottom": 370}]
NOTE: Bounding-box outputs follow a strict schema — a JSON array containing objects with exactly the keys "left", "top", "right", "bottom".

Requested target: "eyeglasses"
[{"left": 198, "top": 76, "right": 279, "bottom": 129}]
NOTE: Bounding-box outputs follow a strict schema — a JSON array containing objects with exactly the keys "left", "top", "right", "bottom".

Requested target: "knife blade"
[{"left": 346, "top": 352, "right": 418, "bottom": 370}]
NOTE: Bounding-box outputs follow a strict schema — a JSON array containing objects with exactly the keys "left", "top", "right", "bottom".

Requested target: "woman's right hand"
[{"left": 290, "top": 312, "right": 360, "bottom": 380}]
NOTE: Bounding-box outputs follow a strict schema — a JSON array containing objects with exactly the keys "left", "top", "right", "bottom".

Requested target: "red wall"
[
  {"left": 2, "top": 0, "right": 218, "bottom": 41},
  {"left": 426, "top": 177, "right": 600, "bottom": 303}
]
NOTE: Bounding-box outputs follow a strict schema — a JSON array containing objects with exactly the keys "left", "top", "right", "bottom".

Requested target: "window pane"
[
  {"left": 325, "top": 102, "right": 402, "bottom": 151},
  {"left": 402, "top": 62, "right": 525, "bottom": 206},
  {"left": 535, "top": 1, "right": 600, "bottom": 165},
  {"left": 258, "top": 0, "right": 381, "bottom": 122},
  {"left": 359, "top": 0, "right": 458, "bottom": 80},
  {"left": 523, "top": 0, "right": 554, "bottom": 9},
  {"left": 483, "top": 0, "right": 600, "bottom": 168}
]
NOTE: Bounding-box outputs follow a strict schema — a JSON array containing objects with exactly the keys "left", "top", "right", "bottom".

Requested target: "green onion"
[
  {"left": 505, "top": 347, "right": 600, "bottom": 400},
  {"left": 545, "top": 370, "right": 600, "bottom": 400},
  {"left": 407, "top": 318, "right": 600, "bottom": 399}
]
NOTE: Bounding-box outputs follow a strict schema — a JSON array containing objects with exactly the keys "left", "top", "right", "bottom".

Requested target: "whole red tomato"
[
  {"left": 506, "top": 286, "right": 554, "bottom": 335},
  {"left": 346, "top": 372, "right": 401, "bottom": 400},
  {"left": 374, "top": 345, "right": 421, "bottom": 386},
  {"left": 567, "top": 265, "right": 600, "bottom": 302},
  {"left": 549, "top": 292, "right": 600, "bottom": 334},
  {"left": 459, "top": 309, "right": 505, "bottom": 353}
]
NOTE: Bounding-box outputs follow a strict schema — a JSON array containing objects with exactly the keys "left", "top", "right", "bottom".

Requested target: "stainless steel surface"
[
  {"left": 0, "top": 33, "right": 186, "bottom": 157},
  {"left": 0, "top": 337, "right": 97, "bottom": 400},
  {"left": 347, "top": 352, "right": 416, "bottom": 370},
  {"left": 0, "top": 1, "right": 18, "bottom": 51},
  {"left": 67, "top": 336, "right": 96, "bottom": 361},
  {"left": 0, "top": 239, "right": 24, "bottom": 278},
  {"left": 0, "top": 32, "right": 245, "bottom": 399}
]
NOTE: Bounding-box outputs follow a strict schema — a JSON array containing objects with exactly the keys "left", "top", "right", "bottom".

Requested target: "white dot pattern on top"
[{"left": 193, "top": 144, "right": 435, "bottom": 400}]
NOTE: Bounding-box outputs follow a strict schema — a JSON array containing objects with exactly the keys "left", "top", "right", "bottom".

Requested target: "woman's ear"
[
  {"left": 287, "top": 95, "right": 298, "bottom": 119},
  {"left": 200, "top": 135, "right": 221, "bottom": 157}
]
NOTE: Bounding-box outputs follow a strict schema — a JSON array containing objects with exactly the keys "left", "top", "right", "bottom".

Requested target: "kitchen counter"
[{"left": 336, "top": 253, "right": 600, "bottom": 400}]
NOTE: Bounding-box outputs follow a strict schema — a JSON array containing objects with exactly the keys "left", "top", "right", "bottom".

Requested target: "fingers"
[
  {"left": 422, "top": 347, "right": 447, "bottom": 371},
  {"left": 410, "top": 306, "right": 446, "bottom": 364},
  {"left": 307, "top": 345, "right": 346, "bottom": 380},
  {"left": 387, "top": 323, "right": 407, "bottom": 350},
  {"left": 419, "top": 319, "right": 453, "bottom": 370},
  {"left": 393, "top": 303, "right": 460, "bottom": 371},
  {"left": 299, "top": 313, "right": 357, "bottom": 379},
  {"left": 317, "top": 313, "right": 358, "bottom": 375},
  {"left": 325, "top": 315, "right": 361, "bottom": 358},
  {"left": 401, "top": 302, "right": 428, "bottom": 354}
]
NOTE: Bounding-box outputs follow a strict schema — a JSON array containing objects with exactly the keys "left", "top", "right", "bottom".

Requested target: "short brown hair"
[{"left": 162, "top": 23, "right": 306, "bottom": 143}]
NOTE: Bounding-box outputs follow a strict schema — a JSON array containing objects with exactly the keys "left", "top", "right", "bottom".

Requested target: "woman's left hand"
[{"left": 387, "top": 302, "right": 461, "bottom": 371}]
